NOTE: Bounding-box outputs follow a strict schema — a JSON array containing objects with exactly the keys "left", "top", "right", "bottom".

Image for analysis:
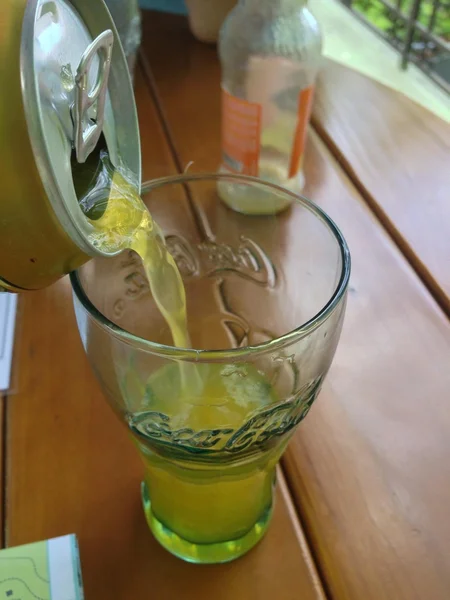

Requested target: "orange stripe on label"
[
  {"left": 288, "top": 86, "right": 315, "bottom": 179},
  {"left": 222, "top": 89, "right": 262, "bottom": 176}
]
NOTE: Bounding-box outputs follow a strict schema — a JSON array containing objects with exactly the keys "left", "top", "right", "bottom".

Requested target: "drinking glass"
[{"left": 71, "top": 173, "right": 350, "bottom": 564}]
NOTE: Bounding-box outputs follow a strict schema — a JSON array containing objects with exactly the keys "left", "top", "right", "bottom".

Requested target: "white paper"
[
  {"left": 48, "top": 535, "right": 84, "bottom": 600},
  {"left": 0, "top": 294, "right": 17, "bottom": 391}
]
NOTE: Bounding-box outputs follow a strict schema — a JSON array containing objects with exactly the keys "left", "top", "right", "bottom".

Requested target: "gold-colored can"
[{"left": 0, "top": 0, "right": 141, "bottom": 291}]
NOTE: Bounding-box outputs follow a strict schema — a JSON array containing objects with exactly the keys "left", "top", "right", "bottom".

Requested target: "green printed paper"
[{"left": 0, "top": 534, "right": 83, "bottom": 600}]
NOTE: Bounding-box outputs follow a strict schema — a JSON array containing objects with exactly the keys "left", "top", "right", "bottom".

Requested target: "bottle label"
[
  {"left": 221, "top": 85, "right": 314, "bottom": 179},
  {"left": 221, "top": 89, "right": 262, "bottom": 176},
  {"left": 289, "top": 86, "right": 315, "bottom": 178}
]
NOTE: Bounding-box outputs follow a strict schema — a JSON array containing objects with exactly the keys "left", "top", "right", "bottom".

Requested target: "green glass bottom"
[{"left": 141, "top": 482, "right": 273, "bottom": 564}]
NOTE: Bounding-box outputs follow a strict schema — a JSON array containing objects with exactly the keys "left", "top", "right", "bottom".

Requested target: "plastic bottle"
[{"left": 218, "top": 0, "right": 322, "bottom": 214}]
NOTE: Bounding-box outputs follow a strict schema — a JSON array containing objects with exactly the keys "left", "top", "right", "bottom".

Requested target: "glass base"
[
  {"left": 218, "top": 164, "right": 305, "bottom": 215},
  {"left": 141, "top": 482, "right": 273, "bottom": 564}
]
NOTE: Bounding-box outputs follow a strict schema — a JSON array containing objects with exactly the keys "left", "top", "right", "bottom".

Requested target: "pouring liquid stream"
[{"left": 75, "top": 150, "right": 200, "bottom": 391}]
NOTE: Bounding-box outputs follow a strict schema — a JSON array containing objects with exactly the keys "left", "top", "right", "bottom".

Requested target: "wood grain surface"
[
  {"left": 312, "top": 61, "right": 450, "bottom": 314},
  {"left": 5, "top": 68, "right": 326, "bottom": 600},
  {"left": 141, "top": 10, "right": 450, "bottom": 599}
]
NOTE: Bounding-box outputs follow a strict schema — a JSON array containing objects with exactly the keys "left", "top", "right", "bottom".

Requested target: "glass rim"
[{"left": 70, "top": 172, "right": 351, "bottom": 362}]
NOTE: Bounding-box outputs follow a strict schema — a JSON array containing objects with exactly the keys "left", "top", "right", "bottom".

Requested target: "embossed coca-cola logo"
[
  {"left": 128, "top": 376, "right": 322, "bottom": 456},
  {"left": 113, "top": 235, "right": 277, "bottom": 324}
]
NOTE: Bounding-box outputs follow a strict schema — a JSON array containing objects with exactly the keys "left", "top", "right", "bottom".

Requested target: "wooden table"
[{"left": 5, "top": 9, "right": 450, "bottom": 599}]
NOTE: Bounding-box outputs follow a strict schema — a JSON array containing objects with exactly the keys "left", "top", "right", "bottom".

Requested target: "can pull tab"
[{"left": 74, "top": 30, "right": 114, "bottom": 163}]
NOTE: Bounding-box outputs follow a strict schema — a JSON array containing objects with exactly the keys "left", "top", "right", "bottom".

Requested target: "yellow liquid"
[
  {"left": 81, "top": 153, "right": 279, "bottom": 561},
  {"left": 131, "top": 362, "right": 283, "bottom": 563},
  {"left": 84, "top": 156, "right": 190, "bottom": 350}
]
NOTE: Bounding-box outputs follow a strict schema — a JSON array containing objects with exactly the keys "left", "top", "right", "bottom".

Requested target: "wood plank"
[
  {"left": 141, "top": 10, "right": 450, "bottom": 599},
  {"left": 6, "top": 67, "right": 326, "bottom": 600},
  {"left": 312, "top": 61, "right": 450, "bottom": 314}
]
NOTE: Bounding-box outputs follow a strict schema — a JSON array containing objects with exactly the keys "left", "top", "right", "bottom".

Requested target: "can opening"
[
  {"left": 71, "top": 132, "right": 140, "bottom": 228},
  {"left": 71, "top": 133, "right": 112, "bottom": 221}
]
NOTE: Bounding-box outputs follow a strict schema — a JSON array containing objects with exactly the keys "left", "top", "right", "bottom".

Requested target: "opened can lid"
[{"left": 21, "top": 0, "right": 141, "bottom": 256}]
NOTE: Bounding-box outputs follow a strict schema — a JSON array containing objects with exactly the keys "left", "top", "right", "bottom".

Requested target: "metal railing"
[{"left": 339, "top": 0, "right": 450, "bottom": 93}]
